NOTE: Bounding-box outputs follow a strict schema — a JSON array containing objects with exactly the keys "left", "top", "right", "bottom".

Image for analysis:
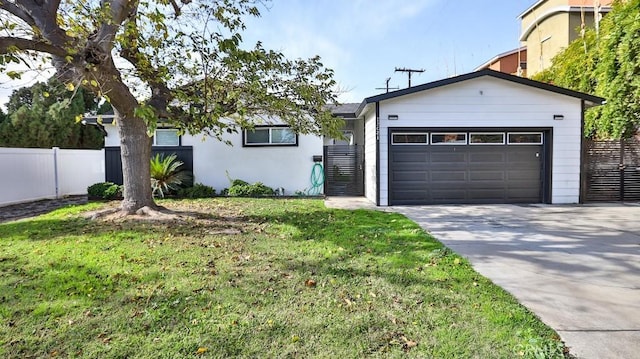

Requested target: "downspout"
[{"left": 375, "top": 102, "right": 380, "bottom": 206}]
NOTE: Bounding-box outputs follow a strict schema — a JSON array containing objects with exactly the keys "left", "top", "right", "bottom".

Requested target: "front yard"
[{"left": 0, "top": 198, "right": 565, "bottom": 358}]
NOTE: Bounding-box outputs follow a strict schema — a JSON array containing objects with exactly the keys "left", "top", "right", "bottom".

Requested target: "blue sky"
[
  {"left": 243, "top": 0, "right": 534, "bottom": 103},
  {"left": 0, "top": 0, "right": 535, "bottom": 108}
]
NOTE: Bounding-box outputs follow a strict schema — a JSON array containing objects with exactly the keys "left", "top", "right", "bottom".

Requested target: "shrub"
[
  {"left": 177, "top": 183, "right": 216, "bottom": 198},
  {"left": 87, "top": 182, "right": 122, "bottom": 200},
  {"left": 150, "top": 153, "right": 192, "bottom": 198},
  {"left": 227, "top": 181, "right": 275, "bottom": 197}
]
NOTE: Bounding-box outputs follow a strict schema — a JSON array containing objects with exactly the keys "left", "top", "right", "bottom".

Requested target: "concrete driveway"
[{"left": 394, "top": 204, "right": 640, "bottom": 359}]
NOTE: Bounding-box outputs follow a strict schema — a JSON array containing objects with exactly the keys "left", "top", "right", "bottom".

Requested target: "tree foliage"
[
  {"left": 0, "top": 0, "right": 343, "bottom": 213},
  {"left": 534, "top": 0, "right": 640, "bottom": 138},
  {"left": 0, "top": 79, "right": 103, "bottom": 148}
]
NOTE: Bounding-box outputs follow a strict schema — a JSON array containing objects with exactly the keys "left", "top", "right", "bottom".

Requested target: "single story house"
[{"left": 85, "top": 69, "right": 604, "bottom": 206}]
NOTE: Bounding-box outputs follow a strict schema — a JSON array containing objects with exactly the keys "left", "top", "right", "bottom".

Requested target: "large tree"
[
  {"left": 0, "top": 78, "right": 104, "bottom": 148},
  {"left": 0, "top": 0, "right": 342, "bottom": 214}
]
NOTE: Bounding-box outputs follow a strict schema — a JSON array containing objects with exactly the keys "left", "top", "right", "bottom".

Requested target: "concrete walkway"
[
  {"left": 393, "top": 204, "right": 640, "bottom": 359},
  {"left": 0, "top": 196, "right": 88, "bottom": 223}
]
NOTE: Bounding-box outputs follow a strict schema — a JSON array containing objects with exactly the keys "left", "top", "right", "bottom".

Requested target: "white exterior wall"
[
  {"left": 0, "top": 147, "right": 104, "bottom": 206},
  {"left": 377, "top": 76, "right": 583, "bottom": 205},
  {"left": 363, "top": 107, "right": 377, "bottom": 204},
  {"left": 104, "top": 125, "right": 120, "bottom": 146},
  {"left": 182, "top": 132, "right": 324, "bottom": 195},
  {"left": 102, "top": 124, "right": 323, "bottom": 195}
]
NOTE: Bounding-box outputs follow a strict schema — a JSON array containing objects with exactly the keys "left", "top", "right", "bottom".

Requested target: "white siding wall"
[
  {"left": 363, "top": 107, "right": 377, "bottom": 203},
  {"left": 182, "top": 132, "right": 324, "bottom": 195},
  {"left": 378, "top": 76, "right": 583, "bottom": 205},
  {"left": 103, "top": 125, "right": 323, "bottom": 195},
  {"left": 0, "top": 147, "right": 104, "bottom": 206}
]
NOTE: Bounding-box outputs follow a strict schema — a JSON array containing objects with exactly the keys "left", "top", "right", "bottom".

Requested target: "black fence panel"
[
  {"left": 324, "top": 145, "right": 364, "bottom": 196},
  {"left": 583, "top": 139, "right": 640, "bottom": 201},
  {"left": 105, "top": 146, "right": 193, "bottom": 185}
]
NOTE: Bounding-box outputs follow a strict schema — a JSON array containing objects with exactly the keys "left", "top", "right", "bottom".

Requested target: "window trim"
[
  {"left": 152, "top": 128, "right": 181, "bottom": 147},
  {"left": 391, "top": 132, "right": 429, "bottom": 145},
  {"left": 242, "top": 125, "right": 299, "bottom": 147},
  {"left": 507, "top": 132, "right": 543, "bottom": 145},
  {"left": 430, "top": 132, "right": 467, "bottom": 145},
  {"left": 469, "top": 132, "right": 506, "bottom": 145}
]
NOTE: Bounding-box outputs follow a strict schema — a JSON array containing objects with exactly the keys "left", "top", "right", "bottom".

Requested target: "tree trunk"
[{"left": 115, "top": 110, "right": 155, "bottom": 214}]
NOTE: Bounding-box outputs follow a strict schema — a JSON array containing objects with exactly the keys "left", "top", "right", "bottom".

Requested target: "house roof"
[
  {"left": 474, "top": 46, "right": 527, "bottom": 71},
  {"left": 82, "top": 112, "right": 115, "bottom": 125},
  {"left": 356, "top": 68, "right": 604, "bottom": 116},
  {"left": 328, "top": 103, "right": 360, "bottom": 118}
]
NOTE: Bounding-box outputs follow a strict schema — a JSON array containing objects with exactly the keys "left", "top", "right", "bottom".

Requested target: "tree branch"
[
  {"left": 0, "top": 1, "right": 36, "bottom": 27},
  {"left": 0, "top": 36, "right": 66, "bottom": 57},
  {"left": 92, "top": 0, "right": 139, "bottom": 53},
  {"left": 45, "top": 0, "right": 62, "bottom": 15}
]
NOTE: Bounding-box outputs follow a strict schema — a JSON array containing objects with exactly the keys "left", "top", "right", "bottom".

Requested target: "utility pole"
[
  {"left": 375, "top": 77, "right": 399, "bottom": 93},
  {"left": 395, "top": 67, "right": 425, "bottom": 88}
]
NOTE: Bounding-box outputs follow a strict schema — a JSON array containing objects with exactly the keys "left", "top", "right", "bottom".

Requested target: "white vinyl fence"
[{"left": 0, "top": 147, "right": 105, "bottom": 206}]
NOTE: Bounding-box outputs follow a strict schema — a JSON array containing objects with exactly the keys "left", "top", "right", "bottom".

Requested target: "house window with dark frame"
[
  {"left": 244, "top": 126, "right": 297, "bottom": 146},
  {"left": 153, "top": 128, "right": 180, "bottom": 146}
]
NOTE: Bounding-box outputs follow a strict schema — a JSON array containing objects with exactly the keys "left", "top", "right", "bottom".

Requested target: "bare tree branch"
[
  {"left": 92, "top": 0, "right": 139, "bottom": 54},
  {"left": 0, "top": 36, "right": 66, "bottom": 56},
  {"left": 45, "top": 0, "right": 62, "bottom": 15},
  {"left": 15, "top": 0, "right": 72, "bottom": 47},
  {"left": 0, "top": 1, "right": 36, "bottom": 27}
]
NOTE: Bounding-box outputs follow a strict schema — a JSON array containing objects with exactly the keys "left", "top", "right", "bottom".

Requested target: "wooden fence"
[{"left": 583, "top": 139, "right": 640, "bottom": 202}]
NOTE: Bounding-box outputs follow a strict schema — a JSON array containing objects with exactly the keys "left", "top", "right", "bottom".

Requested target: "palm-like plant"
[{"left": 150, "top": 153, "right": 191, "bottom": 198}]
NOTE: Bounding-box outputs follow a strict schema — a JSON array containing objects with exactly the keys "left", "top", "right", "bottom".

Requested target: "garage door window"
[
  {"left": 392, "top": 133, "right": 428, "bottom": 145},
  {"left": 431, "top": 133, "right": 466, "bottom": 145},
  {"left": 507, "top": 133, "right": 543, "bottom": 145},
  {"left": 469, "top": 133, "right": 505, "bottom": 145}
]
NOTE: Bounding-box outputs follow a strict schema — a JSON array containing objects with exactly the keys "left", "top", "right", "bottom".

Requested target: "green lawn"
[{"left": 0, "top": 198, "right": 566, "bottom": 358}]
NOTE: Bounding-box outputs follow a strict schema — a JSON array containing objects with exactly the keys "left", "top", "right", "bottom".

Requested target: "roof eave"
[{"left": 362, "top": 69, "right": 605, "bottom": 106}]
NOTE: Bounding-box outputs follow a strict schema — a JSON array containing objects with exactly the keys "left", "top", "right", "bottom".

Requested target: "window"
[
  {"left": 469, "top": 133, "right": 505, "bottom": 145},
  {"left": 431, "top": 133, "right": 467, "bottom": 145},
  {"left": 333, "top": 131, "right": 354, "bottom": 145},
  {"left": 507, "top": 132, "right": 543, "bottom": 145},
  {"left": 153, "top": 129, "right": 180, "bottom": 146},
  {"left": 244, "top": 126, "right": 297, "bottom": 146},
  {"left": 392, "top": 133, "right": 428, "bottom": 145}
]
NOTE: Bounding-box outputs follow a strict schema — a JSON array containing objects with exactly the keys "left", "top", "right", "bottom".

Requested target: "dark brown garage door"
[{"left": 389, "top": 131, "right": 544, "bottom": 205}]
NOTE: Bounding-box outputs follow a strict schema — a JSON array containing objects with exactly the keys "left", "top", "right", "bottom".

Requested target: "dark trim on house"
[
  {"left": 105, "top": 145, "right": 193, "bottom": 185},
  {"left": 375, "top": 102, "right": 380, "bottom": 206},
  {"left": 241, "top": 124, "right": 299, "bottom": 147},
  {"left": 332, "top": 112, "right": 358, "bottom": 119},
  {"left": 386, "top": 126, "right": 553, "bottom": 204},
  {"left": 356, "top": 69, "right": 605, "bottom": 117},
  {"left": 543, "top": 129, "right": 553, "bottom": 204},
  {"left": 579, "top": 99, "right": 586, "bottom": 204},
  {"left": 82, "top": 115, "right": 116, "bottom": 125}
]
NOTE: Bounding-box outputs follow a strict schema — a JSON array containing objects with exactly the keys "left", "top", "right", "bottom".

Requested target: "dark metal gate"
[
  {"left": 583, "top": 139, "right": 640, "bottom": 201},
  {"left": 324, "top": 145, "right": 364, "bottom": 196}
]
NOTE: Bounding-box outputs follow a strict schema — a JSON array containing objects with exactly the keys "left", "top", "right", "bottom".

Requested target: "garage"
[
  {"left": 358, "top": 69, "right": 605, "bottom": 206},
  {"left": 389, "top": 130, "right": 548, "bottom": 205}
]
